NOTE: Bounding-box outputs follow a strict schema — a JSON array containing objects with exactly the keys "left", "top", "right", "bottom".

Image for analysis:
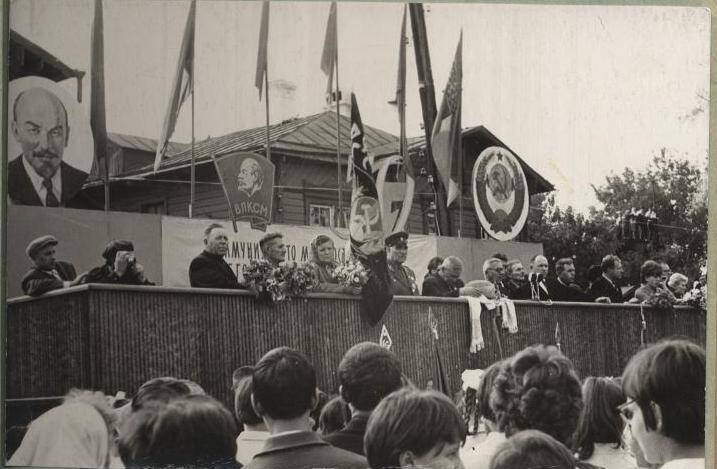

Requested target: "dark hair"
[
  {"left": 234, "top": 375, "right": 262, "bottom": 427},
  {"left": 119, "top": 395, "right": 239, "bottom": 469},
  {"left": 490, "top": 429, "right": 576, "bottom": 469},
  {"left": 573, "top": 377, "right": 625, "bottom": 460},
  {"left": 204, "top": 223, "right": 225, "bottom": 238},
  {"left": 232, "top": 365, "right": 254, "bottom": 391},
  {"left": 310, "top": 389, "right": 330, "bottom": 432},
  {"left": 427, "top": 256, "right": 444, "bottom": 275},
  {"left": 364, "top": 388, "right": 466, "bottom": 469},
  {"left": 131, "top": 377, "right": 192, "bottom": 412},
  {"left": 640, "top": 260, "right": 663, "bottom": 283},
  {"left": 476, "top": 360, "right": 506, "bottom": 424},
  {"left": 601, "top": 255, "right": 621, "bottom": 273},
  {"left": 492, "top": 253, "right": 508, "bottom": 263},
  {"left": 555, "top": 258, "right": 574, "bottom": 275},
  {"left": 102, "top": 239, "right": 135, "bottom": 265},
  {"left": 318, "top": 395, "right": 351, "bottom": 435},
  {"left": 621, "top": 339, "right": 705, "bottom": 444},
  {"left": 252, "top": 347, "right": 316, "bottom": 420},
  {"left": 490, "top": 345, "right": 583, "bottom": 445},
  {"left": 338, "top": 342, "right": 402, "bottom": 411},
  {"left": 259, "top": 232, "right": 283, "bottom": 255},
  {"left": 312, "top": 234, "right": 332, "bottom": 248}
]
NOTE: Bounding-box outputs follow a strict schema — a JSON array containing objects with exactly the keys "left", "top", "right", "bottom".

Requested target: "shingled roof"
[{"left": 127, "top": 111, "right": 398, "bottom": 177}]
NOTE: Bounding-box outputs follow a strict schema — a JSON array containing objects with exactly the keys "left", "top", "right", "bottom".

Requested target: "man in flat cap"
[
  {"left": 83, "top": 239, "right": 154, "bottom": 285},
  {"left": 21, "top": 235, "right": 84, "bottom": 296},
  {"left": 385, "top": 231, "right": 418, "bottom": 296}
]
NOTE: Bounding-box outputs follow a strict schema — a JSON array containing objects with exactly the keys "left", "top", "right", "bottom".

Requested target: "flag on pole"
[
  {"left": 320, "top": 2, "right": 337, "bottom": 96},
  {"left": 255, "top": 1, "right": 270, "bottom": 99},
  {"left": 154, "top": 0, "right": 196, "bottom": 172},
  {"left": 431, "top": 32, "right": 462, "bottom": 207},
  {"left": 389, "top": 5, "right": 407, "bottom": 118},
  {"left": 90, "top": 0, "right": 108, "bottom": 204},
  {"left": 348, "top": 93, "right": 394, "bottom": 325}
]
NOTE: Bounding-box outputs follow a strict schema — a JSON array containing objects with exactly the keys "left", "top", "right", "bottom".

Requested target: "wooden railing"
[{"left": 6, "top": 284, "right": 706, "bottom": 409}]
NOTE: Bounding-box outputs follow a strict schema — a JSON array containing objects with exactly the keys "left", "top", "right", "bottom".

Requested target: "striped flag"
[
  {"left": 154, "top": 0, "right": 196, "bottom": 172},
  {"left": 255, "top": 1, "right": 270, "bottom": 99},
  {"left": 431, "top": 32, "right": 462, "bottom": 207},
  {"left": 320, "top": 2, "right": 337, "bottom": 96}
]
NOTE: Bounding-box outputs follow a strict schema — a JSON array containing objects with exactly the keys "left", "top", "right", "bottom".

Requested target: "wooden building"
[{"left": 78, "top": 111, "right": 553, "bottom": 238}]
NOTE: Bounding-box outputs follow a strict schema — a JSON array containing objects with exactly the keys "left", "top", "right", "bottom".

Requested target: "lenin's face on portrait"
[
  {"left": 237, "top": 158, "right": 264, "bottom": 197},
  {"left": 11, "top": 88, "right": 69, "bottom": 180}
]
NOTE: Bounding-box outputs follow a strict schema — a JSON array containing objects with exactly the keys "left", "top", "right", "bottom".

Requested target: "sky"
[{"left": 8, "top": 0, "right": 711, "bottom": 212}]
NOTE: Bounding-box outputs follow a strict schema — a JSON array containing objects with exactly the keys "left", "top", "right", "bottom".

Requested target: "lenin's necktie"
[{"left": 43, "top": 178, "right": 60, "bottom": 207}]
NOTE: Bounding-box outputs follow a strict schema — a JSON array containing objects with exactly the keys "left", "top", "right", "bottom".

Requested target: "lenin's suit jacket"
[
  {"left": 21, "top": 260, "right": 77, "bottom": 296},
  {"left": 8, "top": 156, "right": 88, "bottom": 207},
  {"left": 244, "top": 431, "right": 367, "bottom": 469}
]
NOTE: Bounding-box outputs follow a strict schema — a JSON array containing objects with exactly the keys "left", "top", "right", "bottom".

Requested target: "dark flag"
[
  {"left": 255, "top": 1, "right": 270, "bottom": 99},
  {"left": 348, "top": 93, "right": 393, "bottom": 325},
  {"left": 431, "top": 32, "right": 462, "bottom": 207},
  {"left": 90, "top": 0, "right": 109, "bottom": 209},
  {"left": 154, "top": 0, "right": 196, "bottom": 172},
  {"left": 429, "top": 308, "right": 451, "bottom": 396}
]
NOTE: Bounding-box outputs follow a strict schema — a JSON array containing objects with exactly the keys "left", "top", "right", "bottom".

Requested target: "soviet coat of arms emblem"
[{"left": 471, "top": 146, "right": 529, "bottom": 241}]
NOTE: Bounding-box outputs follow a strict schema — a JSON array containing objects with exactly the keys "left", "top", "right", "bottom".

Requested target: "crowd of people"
[
  {"left": 6, "top": 338, "right": 705, "bottom": 469},
  {"left": 19, "top": 224, "right": 706, "bottom": 308}
]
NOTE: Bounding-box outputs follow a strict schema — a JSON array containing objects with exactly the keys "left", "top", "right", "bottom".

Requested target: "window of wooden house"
[
  {"left": 309, "top": 204, "right": 334, "bottom": 227},
  {"left": 140, "top": 200, "right": 167, "bottom": 214}
]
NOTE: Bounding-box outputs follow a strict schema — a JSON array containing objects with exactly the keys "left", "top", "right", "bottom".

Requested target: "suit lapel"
[{"left": 11, "top": 156, "right": 43, "bottom": 206}]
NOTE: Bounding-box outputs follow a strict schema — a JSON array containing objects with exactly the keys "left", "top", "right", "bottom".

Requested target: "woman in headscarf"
[
  {"left": 9, "top": 390, "right": 116, "bottom": 468},
  {"left": 308, "top": 235, "right": 360, "bottom": 294}
]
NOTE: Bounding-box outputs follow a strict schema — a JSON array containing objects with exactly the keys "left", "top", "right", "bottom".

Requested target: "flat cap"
[
  {"left": 385, "top": 231, "right": 409, "bottom": 247},
  {"left": 26, "top": 235, "right": 58, "bottom": 259}
]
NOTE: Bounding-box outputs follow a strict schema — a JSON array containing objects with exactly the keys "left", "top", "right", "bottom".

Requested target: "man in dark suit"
[
  {"left": 545, "top": 257, "right": 591, "bottom": 302},
  {"left": 189, "top": 223, "right": 242, "bottom": 289},
  {"left": 422, "top": 256, "right": 480, "bottom": 297},
  {"left": 324, "top": 342, "right": 402, "bottom": 455},
  {"left": 245, "top": 347, "right": 366, "bottom": 469},
  {"left": 21, "top": 235, "right": 84, "bottom": 296},
  {"left": 587, "top": 255, "right": 624, "bottom": 303},
  {"left": 9, "top": 87, "right": 88, "bottom": 206}
]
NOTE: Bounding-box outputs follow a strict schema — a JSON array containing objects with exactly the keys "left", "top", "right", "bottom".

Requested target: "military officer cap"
[
  {"left": 385, "top": 231, "right": 409, "bottom": 247},
  {"left": 26, "top": 235, "right": 59, "bottom": 259}
]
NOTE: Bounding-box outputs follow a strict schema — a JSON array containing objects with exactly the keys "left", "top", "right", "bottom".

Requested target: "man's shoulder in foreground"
[
  {"left": 323, "top": 415, "right": 369, "bottom": 456},
  {"left": 244, "top": 431, "right": 366, "bottom": 469}
]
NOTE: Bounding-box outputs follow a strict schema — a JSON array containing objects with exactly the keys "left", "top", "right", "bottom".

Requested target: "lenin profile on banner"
[
  {"left": 214, "top": 151, "right": 275, "bottom": 226},
  {"left": 236, "top": 157, "right": 264, "bottom": 198},
  {"left": 8, "top": 84, "right": 90, "bottom": 207}
]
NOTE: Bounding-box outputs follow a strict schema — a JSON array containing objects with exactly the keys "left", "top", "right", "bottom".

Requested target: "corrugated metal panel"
[
  {"left": 108, "top": 133, "right": 189, "bottom": 156},
  {"left": 6, "top": 287, "right": 706, "bottom": 411}
]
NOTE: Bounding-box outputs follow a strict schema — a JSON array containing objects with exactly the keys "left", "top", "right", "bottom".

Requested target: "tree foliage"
[{"left": 525, "top": 151, "right": 707, "bottom": 286}]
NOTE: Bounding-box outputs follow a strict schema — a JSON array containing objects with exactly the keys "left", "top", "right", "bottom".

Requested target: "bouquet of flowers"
[
  {"left": 682, "top": 284, "right": 707, "bottom": 312},
  {"left": 242, "top": 259, "right": 274, "bottom": 295},
  {"left": 284, "top": 262, "right": 317, "bottom": 298},
  {"left": 645, "top": 288, "right": 675, "bottom": 310},
  {"left": 333, "top": 259, "right": 370, "bottom": 290}
]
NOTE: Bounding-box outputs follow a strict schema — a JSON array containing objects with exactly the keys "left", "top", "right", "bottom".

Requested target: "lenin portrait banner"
[
  {"left": 471, "top": 146, "right": 529, "bottom": 241},
  {"left": 213, "top": 151, "right": 275, "bottom": 227}
]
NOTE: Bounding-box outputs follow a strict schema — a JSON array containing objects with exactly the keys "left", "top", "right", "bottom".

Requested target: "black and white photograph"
[{"left": 3, "top": 1, "right": 713, "bottom": 468}]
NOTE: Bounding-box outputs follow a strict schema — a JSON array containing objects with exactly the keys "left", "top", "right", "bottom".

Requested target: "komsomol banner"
[
  {"left": 213, "top": 151, "right": 275, "bottom": 228},
  {"left": 348, "top": 93, "right": 394, "bottom": 325}
]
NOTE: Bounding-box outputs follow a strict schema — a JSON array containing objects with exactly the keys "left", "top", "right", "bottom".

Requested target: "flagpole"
[
  {"left": 264, "top": 4, "right": 271, "bottom": 162},
  {"left": 189, "top": 19, "right": 195, "bottom": 219},
  {"left": 334, "top": 7, "right": 342, "bottom": 226}
]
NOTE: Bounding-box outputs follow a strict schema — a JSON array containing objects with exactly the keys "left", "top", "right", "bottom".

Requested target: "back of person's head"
[
  {"left": 119, "top": 395, "right": 239, "bottom": 469},
  {"left": 573, "top": 377, "right": 626, "bottom": 460},
  {"left": 476, "top": 360, "right": 507, "bottom": 425},
  {"left": 489, "top": 429, "right": 577, "bottom": 469},
  {"left": 621, "top": 338, "right": 705, "bottom": 445},
  {"left": 8, "top": 399, "right": 112, "bottom": 468},
  {"left": 364, "top": 387, "right": 466, "bottom": 469},
  {"left": 319, "top": 395, "right": 351, "bottom": 435},
  {"left": 338, "top": 342, "right": 402, "bottom": 411},
  {"left": 232, "top": 365, "right": 254, "bottom": 392},
  {"left": 310, "top": 389, "right": 330, "bottom": 431},
  {"left": 252, "top": 347, "right": 316, "bottom": 420},
  {"left": 234, "top": 375, "right": 263, "bottom": 427},
  {"left": 131, "top": 377, "right": 192, "bottom": 412},
  {"left": 492, "top": 252, "right": 508, "bottom": 263},
  {"left": 490, "top": 345, "right": 583, "bottom": 445}
]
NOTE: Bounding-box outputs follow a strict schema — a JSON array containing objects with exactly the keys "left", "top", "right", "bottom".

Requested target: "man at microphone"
[{"left": 528, "top": 254, "right": 550, "bottom": 300}]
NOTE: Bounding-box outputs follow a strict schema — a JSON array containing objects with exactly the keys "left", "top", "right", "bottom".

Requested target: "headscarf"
[
  {"left": 8, "top": 402, "right": 110, "bottom": 468},
  {"left": 101, "top": 240, "right": 134, "bottom": 266},
  {"left": 310, "top": 235, "right": 337, "bottom": 267}
]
